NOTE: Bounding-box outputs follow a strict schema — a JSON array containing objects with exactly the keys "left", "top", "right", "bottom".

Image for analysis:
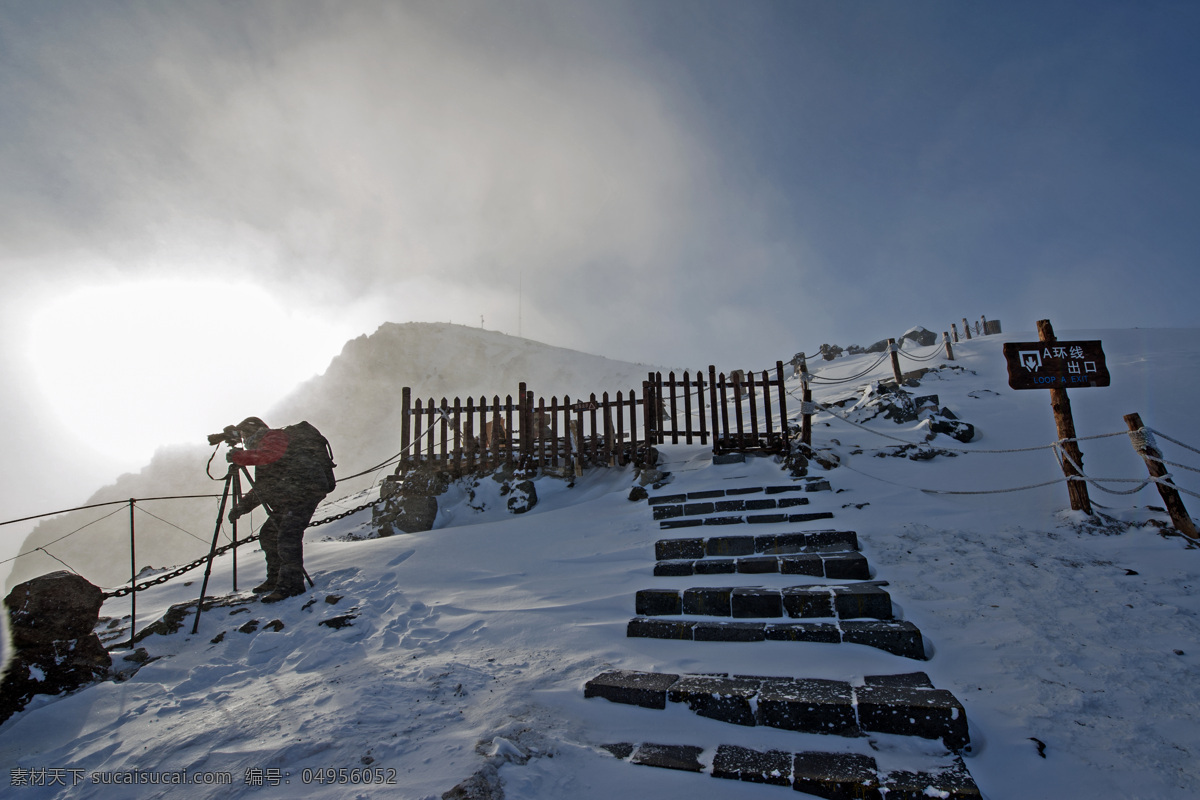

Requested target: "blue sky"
[{"left": 1, "top": 0, "right": 1198, "bottom": 532}]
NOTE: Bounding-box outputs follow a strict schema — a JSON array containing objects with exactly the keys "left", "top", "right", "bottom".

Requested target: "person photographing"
[{"left": 224, "top": 417, "right": 337, "bottom": 603}]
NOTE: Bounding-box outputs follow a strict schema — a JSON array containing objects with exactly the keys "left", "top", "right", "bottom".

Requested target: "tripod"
[{"left": 190, "top": 462, "right": 314, "bottom": 634}]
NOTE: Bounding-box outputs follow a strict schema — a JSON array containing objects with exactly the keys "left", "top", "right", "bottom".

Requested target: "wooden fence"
[{"left": 397, "top": 362, "right": 790, "bottom": 475}]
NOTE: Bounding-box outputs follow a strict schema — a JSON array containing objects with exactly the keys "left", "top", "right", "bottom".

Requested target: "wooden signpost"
[{"left": 1002, "top": 320, "right": 1110, "bottom": 515}]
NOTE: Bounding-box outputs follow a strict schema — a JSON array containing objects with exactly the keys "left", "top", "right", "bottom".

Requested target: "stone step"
[
  {"left": 653, "top": 495, "right": 812, "bottom": 521},
  {"left": 647, "top": 485, "right": 821, "bottom": 507},
  {"left": 626, "top": 616, "right": 925, "bottom": 659},
  {"left": 660, "top": 510, "right": 835, "bottom": 529},
  {"left": 585, "top": 669, "right": 969, "bottom": 752},
  {"left": 599, "top": 741, "right": 980, "bottom": 798},
  {"left": 635, "top": 583, "right": 893, "bottom": 620},
  {"left": 655, "top": 551, "right": 869, "bottom": 578},
  {"left": 656, "top": 530, "right": 860, "bottom": 561}
]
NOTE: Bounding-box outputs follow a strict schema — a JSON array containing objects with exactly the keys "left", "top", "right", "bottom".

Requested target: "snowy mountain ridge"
[{"left": 8, "top": 322, "right": 675, "bottom": 591}]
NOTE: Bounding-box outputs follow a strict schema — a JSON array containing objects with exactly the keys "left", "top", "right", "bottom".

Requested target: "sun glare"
[{"left": 26, "top": 279, "right": 349, "bottom": 464}]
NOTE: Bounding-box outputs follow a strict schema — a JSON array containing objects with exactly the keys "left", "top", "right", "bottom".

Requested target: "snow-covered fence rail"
[{"left": 397, "top": 362, "right": 791, "bottom": 474}]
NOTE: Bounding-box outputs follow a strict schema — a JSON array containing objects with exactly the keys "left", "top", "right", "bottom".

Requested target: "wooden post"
[
  {"left": 746, "top": 371, "right": 758, "bottom": 447},
  {"left": 980, "top": 316, "right": 988, "bottom": 335},
  {"left": 757, "top": 370, "right": 771, "bottom": 449},
  {"left": 1039, "top": 319, "right": 1092, "bottom": 515},
  {"left": 517, "top": 382, "right": 527, "bottom": 467},
  {"left": 438, "top": 397, "right": 449, "bottom": 465},
  {"left": 708, "top": 366, "right": 720, "bottom": 453},
  {"left": 951, "top": 323, "right": 959, "bottom": 343},
  {"left": 588, "top": 393, "right": 599, "bottom": 464},
  {"left": 683, "top": 371, "right": 694, "bottom": 445},
  {"left": 536, "top": 396, "right": 546, "bottom": 471},
  {"left": 643, "top": 376, "right": 656, "bottom": 449},
  {"left": 732, "top": 371, "right": 746, "bottom": 448},
  {"left": 426, "top": 396, "right": 437, "bottom": 463},
  {"left": 1124, "top": 413, "right": 1197, "bottom": 540},
  {"left": 718, "top": 372, "right": 731, "bottom": 452},
  {"left": 943, "top": 332, "right": 954, "bottom": 361},
  {"left": 401, "top": 387, "right": 412, "bottom": 467},
  {"left": 563, "top": 394, "right": 574, "bottom": 471},
  {"left": 575, "top": 394, "right": 586, "bottom": 475},
  {"left": 962, "top": 319, "right": 972, "bottom": 340},
  {"left": 452, "top": 397, "right": 463, "bottom": 474},
  {"left": 668, "top": 372, "right": 679, "bottom": 444},
  {"left": 774, "top": 361, "right": 788, "bottom": 452},
  {"left": 799, "top": 355, "right": 813, "bottom": 449},
  {"left": 413, "top": 397, "right": 424, "bottom": 464},
  {"left": 627, "top": 389, "right": 638, "bottom": 464},
  {"left": 888, "top": 338, "right": 904, "bottom": 386}
]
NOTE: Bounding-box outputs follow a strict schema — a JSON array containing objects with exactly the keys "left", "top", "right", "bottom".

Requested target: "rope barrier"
[
  {"left": 133, "top": 506, "right": 211, "bottom": 545},
  {"left": 0, "top": 505, "right": 129, "bottom": 567},
  {"left": 1147, "top": 455, "right": 1200, "bottom": 475},
  {"left": 807, "top": 399, "right": 1061, "bottom": 454},
  {"left": 1149, "top": 427, "right": 1200, "bottom": 457},
  {"left": 1054, "top": 443, "right": 1198, "bottom": 499},
  {"left": 832, "top": 457, "right": 1068, "bottom": 496},
  {"left": 895, "top": 339, "right": 949, "bottom": 363},
  {"left": 807, "top": 352, "right": 892, "bottom": 384},
  {"left": 36, "top": 548, "right": 82, "bottom": 575}
]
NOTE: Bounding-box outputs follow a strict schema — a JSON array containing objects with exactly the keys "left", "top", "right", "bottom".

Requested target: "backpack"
[{"left": 282, "top": 421, "right": 338, "bottom": 495}]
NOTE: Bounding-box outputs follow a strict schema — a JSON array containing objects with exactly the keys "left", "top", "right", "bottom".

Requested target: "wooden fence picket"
[{"left": 396, "top": 361, "right": 789, "bottom": 475}]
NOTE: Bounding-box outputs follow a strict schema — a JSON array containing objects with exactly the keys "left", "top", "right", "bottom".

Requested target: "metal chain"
[
  {"left": 102, "top": 495, "right": 390, "bottom": 598},
  {"left": 103, "top": 532, "right": 261, "bottom": 598},
  {"left": 308, "top": 495, "right": 388, "bottom": 527}
]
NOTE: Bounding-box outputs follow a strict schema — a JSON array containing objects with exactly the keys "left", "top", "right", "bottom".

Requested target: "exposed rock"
[
  {"left": 1, "top": 571, "right": 111, "bottom": 724},
  {"left": 5, "top": 570, "right": 104, "bottom": 647},
  {"left": 819, "top": 344, "right": 844, "bottom": 361},
  {"left": 443, "top": 764, "right": 504, "bottom": 800},
  {"left": 505, "top": 480, "right": 538, "bottom": 514},
  {"left": 848, "top": 339, "right": 889, "bottom": 355},
  {"left": 319, "top": 614, "right": 357, "bottom": 630},
  {"left": 371, "top": 464, "right": 453, "bottom": 535},
  {"left": 930, "top": 417, "right": 976, "bottom": 443},
  {"left": 902, "top": 326, "right": 938, "bottom": 347}
]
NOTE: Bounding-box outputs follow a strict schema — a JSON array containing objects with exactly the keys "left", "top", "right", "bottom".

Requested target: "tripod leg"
[
  {"left": 191, "top": 468, "right": 234, "bottom": 635},
  {"left": 231, "top": 469, "right": 241, "bottom": 593}
]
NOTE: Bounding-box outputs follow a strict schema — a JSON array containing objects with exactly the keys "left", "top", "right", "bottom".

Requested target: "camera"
[{"left": 207, "top": 425, "right": 241, "bottom": 447}]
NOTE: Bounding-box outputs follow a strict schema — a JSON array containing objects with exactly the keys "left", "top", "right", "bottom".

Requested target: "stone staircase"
[
  {"left": 585, "top": 669, "right": 976, "bottom": 797},
  {"left": 584, "top": 470, "right": 981, "bottom": 798}
]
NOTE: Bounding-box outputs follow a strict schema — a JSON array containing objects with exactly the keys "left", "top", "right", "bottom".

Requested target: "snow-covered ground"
[{"left": 3, "top": 327, "right": 1199, "bottom": 799}]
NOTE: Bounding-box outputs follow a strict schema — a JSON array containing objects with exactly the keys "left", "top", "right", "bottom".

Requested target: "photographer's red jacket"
[{"left": 228, "top": 429, "right": 289, "bottom": 467}]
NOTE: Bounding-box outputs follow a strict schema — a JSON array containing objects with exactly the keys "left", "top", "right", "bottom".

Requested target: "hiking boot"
[
  {"left": 252, "top": 581, "right": 275, "bottom": 594},
  {"left": 260, "top": 585, "right": 305, "bottom": 604}
]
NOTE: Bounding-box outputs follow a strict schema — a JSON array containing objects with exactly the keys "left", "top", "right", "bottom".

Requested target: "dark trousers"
[{"left": 258, "top": 496, "right": 322, "bottom": 592}]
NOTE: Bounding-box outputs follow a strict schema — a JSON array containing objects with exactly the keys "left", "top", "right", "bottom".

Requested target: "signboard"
[{"left": 1003, "top": 340, "right": 1110, "bottom": 390}]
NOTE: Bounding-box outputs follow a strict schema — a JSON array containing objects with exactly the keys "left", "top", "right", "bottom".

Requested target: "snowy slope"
[{"left": 3, "top": 327, "right": 1200, "bottom": 799}]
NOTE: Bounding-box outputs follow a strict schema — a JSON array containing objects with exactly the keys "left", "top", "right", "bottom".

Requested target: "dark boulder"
[{"left": 1, "top": 571, "right": 111, "bottom": 724}]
